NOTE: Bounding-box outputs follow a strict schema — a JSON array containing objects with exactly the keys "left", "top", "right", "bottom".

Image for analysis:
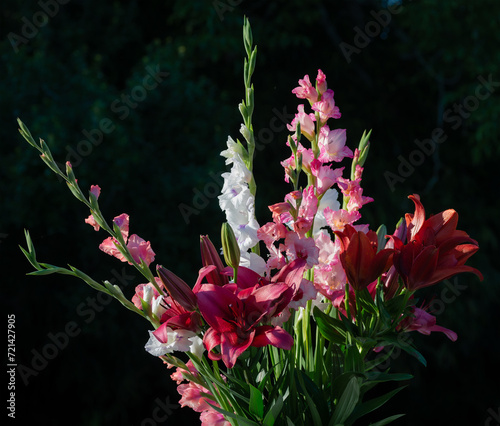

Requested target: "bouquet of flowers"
[{"left": 18, "top": 18, "right": 482, "bottom": 426}]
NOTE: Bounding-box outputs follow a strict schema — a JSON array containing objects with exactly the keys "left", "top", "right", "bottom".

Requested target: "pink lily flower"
[{"left": 400, "top": 307, "right": 457, "bottom": 341}]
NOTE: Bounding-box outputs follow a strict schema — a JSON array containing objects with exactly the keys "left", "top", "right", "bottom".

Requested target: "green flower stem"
[{"left": 18, "top": 119, "right": 164, "bottom": 297}]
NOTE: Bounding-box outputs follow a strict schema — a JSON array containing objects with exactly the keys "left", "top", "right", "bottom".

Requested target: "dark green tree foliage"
[{"left": 2, "top": 0, "right": 499, "bottom": 424}]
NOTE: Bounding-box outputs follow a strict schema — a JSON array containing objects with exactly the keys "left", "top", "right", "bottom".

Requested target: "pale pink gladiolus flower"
[
  {"left": 318, "top": 127, "right": 353, "bottom": 163},
  {"left": 178, "top": 381, "right": 218, "bottom": 413},
  {"left": 85, "top": 215, "right": 100, "bottom": 231},
  {"left": 310, "top": 160, "right": 343, "bottom": 196},
  {"left": 127, "top": 234, "right": 155, "bottom": 266},
  {"left": 284, "top": 233, "right": 319, "bottom": 269},
  {"left": 337, "top": 178, "right": 373, "bottom": 212},
  {"left": 170, "top": 360, "right": 198, "bottom": 384},
  {"left": 281, "top": 141, "right": 314, "bottom": 182},
  {"left": 314, "top": 260, "right": 347, "bottom": 297},
  {"left": 200, "top": 409, "right": 231, "bottom": 426},
  {"left": 291, "top": 74, "right": 318, "bottom": 104},
  {"left": 99, "top": 214, "right": 155, "bottom": 266},
  {"left": 312, "top": 90, "right": 341, "bottom": 123},
  {"left": 324, "top": 207, "right": 361, "bottom": 232},
  {"left": 99, "top": 236, "right": 127, "bottom": 262},
  {"left": 287, "top": 105, "right": 316, "bottom": 141},
  {"left": 257, "top": 222, "right": 287, "bottom": 247}
]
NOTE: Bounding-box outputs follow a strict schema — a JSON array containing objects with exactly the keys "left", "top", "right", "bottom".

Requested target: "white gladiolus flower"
[{"left": 144, "top": 328, "right": 198, "bottom": 357}]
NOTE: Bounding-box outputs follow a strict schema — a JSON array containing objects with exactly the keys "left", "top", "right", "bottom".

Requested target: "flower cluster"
[{"left": 19, "top": 18, "right": 483, "bottom": 426}]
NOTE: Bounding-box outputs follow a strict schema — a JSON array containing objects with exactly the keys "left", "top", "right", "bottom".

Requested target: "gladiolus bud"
[
  {"left": 157, "top": 265, "right": 197, "bottom": 311},
  {"left": 221, "top": 223, "right": 240, "bottom": 269}
]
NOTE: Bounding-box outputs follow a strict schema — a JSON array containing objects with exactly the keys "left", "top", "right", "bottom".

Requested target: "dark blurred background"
[{"left": 1, "top": 0, "right": 499, "bottom": 425}]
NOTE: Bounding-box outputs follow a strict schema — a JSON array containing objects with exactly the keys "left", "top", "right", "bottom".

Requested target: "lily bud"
[
  {"left": 200, "top": 235, "right": 229, "bottom": 286},
  {"left": 221, "top": 223, "right": 240, "bottom": 269},
  {"left": 157, "top": 265, "right": 197, "bottom": 311}
]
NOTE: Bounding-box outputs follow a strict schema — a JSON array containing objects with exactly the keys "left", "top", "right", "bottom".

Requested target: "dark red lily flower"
[
  {"left": 335, "top": 225, "right": 394, "bottom": 291},
  {"left": 197, "top": 283, "right": 294, "bottom": 368},
  {"left": 157, "top": 295, "right": 202, "bottom": 333},
  {"left": 392, "top": 194, "right": 483, "bottom": 292}
]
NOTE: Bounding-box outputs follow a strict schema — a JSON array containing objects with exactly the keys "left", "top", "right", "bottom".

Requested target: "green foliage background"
[{"left": 2, "top": 0, "right": 499, "bottom": 424}]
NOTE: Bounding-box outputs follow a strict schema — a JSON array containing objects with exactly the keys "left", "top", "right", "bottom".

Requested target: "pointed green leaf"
[
  {"left": 249, "top": 384, "right": 264, "bottom": 419},
  {"left": 329, "top": 376, "right": 360, "bottom": 426}
]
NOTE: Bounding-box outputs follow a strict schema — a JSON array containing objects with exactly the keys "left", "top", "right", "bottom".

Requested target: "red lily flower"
[
  {"left": 392, "top": 194, "right": 483, "bottom": 291},
  {"left": 197, "top": 283, "right": 294, "bottom": 368},
  {"left": 335, "top": 225, "right": 393, "bottom": 292}
]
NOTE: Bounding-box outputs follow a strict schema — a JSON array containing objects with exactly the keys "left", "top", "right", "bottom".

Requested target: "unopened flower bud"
[
  {"left": 157, "top": 265, "right": 197, "bottom": 311},
  {"left": 200, "top": 235, "right": 229, "bottom": 286},
  {"left": 221, "top": 223, "right": 240, "bottom": 269}
]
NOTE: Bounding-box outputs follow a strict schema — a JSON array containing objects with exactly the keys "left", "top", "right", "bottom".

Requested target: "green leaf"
[
  {"left": 262, "top": 394, "right": 284, "bottom": 426},
  {"left": 249, "top": 384, "right": 264, "bottom": 419},
  {"left": 344, "top": 345, "right": 363, "bottom": 373},
  {"left": 313, "top": 306, "right": 347, "bottom": 344},
  {"left": 296, "top": 371, "right": 323, "bottom": 426},
  {"left": 357, "top": 288, "right": 378, "bottom": 315},
  {"left": 369, "top": 414, "right": 406, "bottom": 426},
  {"left": 331, "top": 372, "right": 362, "bottom": 401},
  {"left": 376, "top": 224, "right": 388, "bottom": 251},
  {"left": 329, "top": 376, "right": 360, "bottom": 426},
  {"left": 363, "top": 372, "right": 413, "bottom": 384},
  {"left": 377, "top": 335, "right": 427, "bottom": 367},
  {"left": 345, "top": 386, "right": 407, "bottom": 425}
]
